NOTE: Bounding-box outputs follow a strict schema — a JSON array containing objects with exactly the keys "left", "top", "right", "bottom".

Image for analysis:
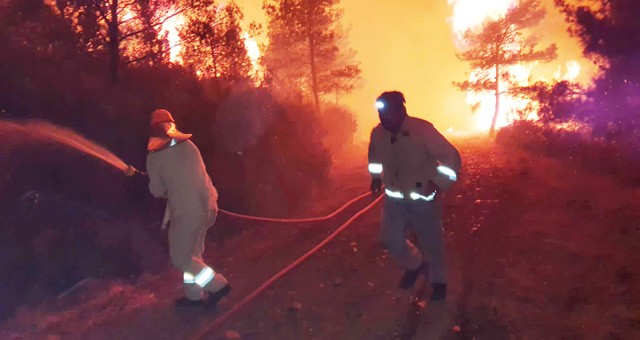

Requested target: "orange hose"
[
  {"left": 191, "top": 194, "right": 384, "bottom": 339},
  {"left": 218, "top": 191, "right": 372, "bottom": 223}
]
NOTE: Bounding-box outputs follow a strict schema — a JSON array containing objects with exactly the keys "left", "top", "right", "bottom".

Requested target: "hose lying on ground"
[
  {"left": 191, "top": 194, "right": 384, "bottom": 340},
  {"left": 218, "top": 191, "right": 372, "bottom": 223}
]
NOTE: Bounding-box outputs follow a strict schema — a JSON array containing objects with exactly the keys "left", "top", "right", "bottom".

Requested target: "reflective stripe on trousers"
[
  {"left": 169, "top": 212, "right": 225, "bottom": 300},
  {"left": 183, "top": 267, "right": 215, "bottom": 287}
]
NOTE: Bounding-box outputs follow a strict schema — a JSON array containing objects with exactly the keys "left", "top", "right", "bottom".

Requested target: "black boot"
[
  {"left": 398, "top": 262, "right": 428, "bottom": 290},
  {"left": 204, "top": 284, "right": 232, "bottom": 309},
  {"left": 430, "top": 283, "right": 447, "bottom": 301},
  {"left": 175, "top": 297, "right": 208, "bottom": 308}
]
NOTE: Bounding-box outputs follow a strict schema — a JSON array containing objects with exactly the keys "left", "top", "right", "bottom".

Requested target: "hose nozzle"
[{"left": 124, "top": 165, "right": 146, "bottom": 177}]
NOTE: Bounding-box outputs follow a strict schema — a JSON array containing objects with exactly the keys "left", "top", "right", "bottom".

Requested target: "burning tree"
[
  {"left": 455, "top": 0, "right": 557, "bottom": 136},
  {"left": 262, "top": 0, "right": 361, "bottom": 111},
  {"left": 52, "top": 0, "right": 191, "bottom": 82},
  {"left": 512, "top": 80, "right": 584, "bottom": 123},
  {"left": 179, "top": 1, "right": 253, "bottom": 83}
]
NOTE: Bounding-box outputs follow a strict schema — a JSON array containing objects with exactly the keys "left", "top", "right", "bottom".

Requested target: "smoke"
[{"left": 214, "top": 83, "right": 278, "bottom": 153}]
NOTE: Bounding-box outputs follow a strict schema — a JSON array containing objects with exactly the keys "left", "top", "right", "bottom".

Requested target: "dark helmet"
[{"left": 376, "top": 91, "right": 406, "bottom": 115}]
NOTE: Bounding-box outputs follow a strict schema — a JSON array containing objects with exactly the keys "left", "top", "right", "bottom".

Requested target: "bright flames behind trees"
[
  {"left": 449, "top": 0, "right": 590, "bottom": 131},
  {"left": 160, "top": 10, "right": 185, "bottom": 63},
  {"left": 159, "top": 5, "right": 263, "bottom": 81}
]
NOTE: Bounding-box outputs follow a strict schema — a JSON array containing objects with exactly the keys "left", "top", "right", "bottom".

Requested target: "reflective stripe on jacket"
[{"left": 368, "top": 116, "right": 461, "bottom": 196}]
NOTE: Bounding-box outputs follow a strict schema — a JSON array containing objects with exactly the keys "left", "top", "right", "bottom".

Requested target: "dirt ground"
[{"left": 1, "top": 137, "right": 639, "bottom": 339}]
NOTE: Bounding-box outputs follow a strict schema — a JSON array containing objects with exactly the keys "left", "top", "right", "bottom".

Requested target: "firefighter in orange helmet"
[
  {"left": 368, "top": 91, "right": 461, "bottom": 301},
  {"left": 146, "top": 109, "right": 231, "bottom": 308}
]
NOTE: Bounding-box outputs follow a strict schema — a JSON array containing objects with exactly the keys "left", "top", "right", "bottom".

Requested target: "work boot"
[
  {"left": 174, "top": 297, "right": 208, "bottom": 309},
  {"left": 398, "top": 262, "right": 428, "bottom": 290},
  {"left": 204, "top": 284, "right": 231, "bottom": 309},
  {"left": 430, "top": 283, "right": 447, "bottom": 301}
]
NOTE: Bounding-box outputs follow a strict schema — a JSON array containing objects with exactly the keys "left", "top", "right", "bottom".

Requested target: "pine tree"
[
  {"left": 455, "top": 0, "right": 557, "bottom": 136},
  {"left": 53, "top": 0, "right": 187, "bottom": 82},
  {"left": 179, "top": 0, "right": 252, "bottom": 83},
  {"left": 263, "top": 0, "right": 360, "bottom": 111},
  {"left": 556, "top": 0, "right": 640, "bottom": 140}
]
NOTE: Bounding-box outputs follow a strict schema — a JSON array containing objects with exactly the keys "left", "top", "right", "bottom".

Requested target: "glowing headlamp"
[{"left": 375, "top": 101, "right": 385, "bottom": 109}]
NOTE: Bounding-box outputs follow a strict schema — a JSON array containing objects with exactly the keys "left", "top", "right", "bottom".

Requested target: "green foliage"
[
  {"left": 555, "top": 0, "right": 640, "bottom": 144},
  {"left": 317, "top": 103, "right": 357, "bottom": 154},
  {"left": 54, "top": 0, "right": 183, "bottom": 81},
  {"left": 511, "top": 80, "right": 585, "bottom": 123},
  {"left": 0, "top": 0, "right": 333, "bottom": 216},
  {"left": 262, "top": 0, "right": 361, "bottom": 110},
  {"left": 496, "top": 121, "right": 640, "bottom": 186},
  {"left": 179, "top": 0, "right": 252, "bottom": 81}
]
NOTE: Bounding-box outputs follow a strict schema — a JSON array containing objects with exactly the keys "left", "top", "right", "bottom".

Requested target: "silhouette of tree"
[
  {"left": 53, "top": 0, "right": 189, "bottom": 82},
  {"left": 556, "top": 0, "right": 640, "bottom": 140},
  {"left": 179, "top": 0, "right": 252, "bottom": 84},
  {"left": 263, "top": 0, "right": 360, "bottom": 111},
  {"left": 455, "top": 0, "right": 557, "bottom": 136}
]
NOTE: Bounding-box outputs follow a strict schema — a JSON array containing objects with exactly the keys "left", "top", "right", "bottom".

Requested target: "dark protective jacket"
[{"left": 368, "top": 116, "right": 461, "bottom": 198}]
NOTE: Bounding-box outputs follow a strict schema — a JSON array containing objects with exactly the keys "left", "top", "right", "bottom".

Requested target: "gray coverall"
[
  {"left": 368, "top": 116, "right": 461, "bottom": 284},
  {"left": 147, "top": 139, "right": 227, "bottom": 300}
]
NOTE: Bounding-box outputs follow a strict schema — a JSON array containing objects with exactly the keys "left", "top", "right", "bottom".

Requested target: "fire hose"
[
  {"left": 127, "top": 163, "right": 374, "bottom": 225},
  {"left": 219, "top": 191, "right": 372, "bottom": 222},
  {"left": 191, "top": 193, "right": 384, "bottom": 339},
  {"left": 126, "top": 163, "right": 386, "bottom": 338}
]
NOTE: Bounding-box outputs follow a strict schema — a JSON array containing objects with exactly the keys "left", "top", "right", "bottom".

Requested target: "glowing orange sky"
[{"left": 232, "top": 0, "right": 596, "bottom": 139}]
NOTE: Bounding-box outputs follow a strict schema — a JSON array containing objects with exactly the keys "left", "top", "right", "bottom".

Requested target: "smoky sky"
[{"left": 233, "top": 0, "right": 596, "bottom": 139}]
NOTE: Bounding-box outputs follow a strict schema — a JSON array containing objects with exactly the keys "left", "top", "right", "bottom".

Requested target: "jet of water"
[{"left": 0, "top": 119, "right": 141, "bottom": 176}]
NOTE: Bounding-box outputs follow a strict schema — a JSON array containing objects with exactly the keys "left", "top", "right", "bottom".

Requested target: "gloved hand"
[
  {"left": 426, "top": 180, "right": 439, "bottom": 195},
  {"left": 161, "top": 203, "right": 171, "bottom": 230},
  {"left": 370, "top": 178, "right": 382, "bottom": 195},
  {"left": 124, "top": 165, "right": 141, "bottom": 177},
  {"left": 161, "top": 218, "right": 170, "bottom": 230}
]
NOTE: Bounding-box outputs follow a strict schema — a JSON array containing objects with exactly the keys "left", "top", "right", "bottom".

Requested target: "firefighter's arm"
[
  {"left": 161, "top": 202, "right": 171, "bottom": 230},
  {"left": 146, "top": 156, "right": 167, "bottom": 198},
  {"left": 425, "top": 126, "right": 462, "bottom": 190},
  {"left": 368, "top": 131, "right": 383, "bottom": 194}
]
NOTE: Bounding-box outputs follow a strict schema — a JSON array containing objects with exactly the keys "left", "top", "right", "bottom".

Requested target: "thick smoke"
[{"left": 214, "top": 83, "right": 278, "bottom": 154}]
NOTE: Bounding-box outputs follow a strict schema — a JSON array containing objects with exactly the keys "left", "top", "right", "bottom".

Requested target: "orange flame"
[
  {"left": 243, "top": 32, "right": 264, "bottom": 83},
  {"left": 160, "top": 10, "right": 185, "bottom": 63},
  {"left": 449, "top": 0, "right": 590, "bottom": 131}
]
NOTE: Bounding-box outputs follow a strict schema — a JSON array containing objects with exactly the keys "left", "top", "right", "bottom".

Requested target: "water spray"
[{"left": 0, "top": 119, "right": 144, "bottom": 178}]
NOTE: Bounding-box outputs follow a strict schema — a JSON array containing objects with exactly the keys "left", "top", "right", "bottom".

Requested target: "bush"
[
  {"left": 0, "top": 1, "right": 345, "bottom": 319},
  {"left": 497, "top": 121, "right": 640, "bottom": 186},
  {"left": 317, "top": 103, "right": 357, "bottom": 155}
]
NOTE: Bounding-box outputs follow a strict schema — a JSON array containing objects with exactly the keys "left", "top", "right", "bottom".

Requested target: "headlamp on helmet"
[{"left": 376, "top": 91, "right": 406, "bottom": 113}]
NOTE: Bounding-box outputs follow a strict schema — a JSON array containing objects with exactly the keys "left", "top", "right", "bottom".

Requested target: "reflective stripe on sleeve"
[
  {"left": 437, "top": 165, "right": 457, "bottom": 182},
  {"left": 368, "top": 163, "right": 383, "bottom": 174}
]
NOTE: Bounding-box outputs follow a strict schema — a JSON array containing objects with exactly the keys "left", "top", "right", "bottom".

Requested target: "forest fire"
[
  {"left": 160, "top": 10, "right": 185, "bottom": 63},
  {"left": 243, "top": 32, "right": 263, "bottom": 82},
  {"left": 449, "top": 0, "right": 591, "bottom": 131},
  {"left": 4, "top": 0, "right": 640, "bottom": 338},
  {"left": 159, "top": 4, "right": 262, "bottom": 80}
]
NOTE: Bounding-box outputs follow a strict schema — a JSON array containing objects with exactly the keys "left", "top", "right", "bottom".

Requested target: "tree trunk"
[
  {"left": 211, "top": 45, "right": 219, "bottom": 78},
  {"left": 108, "top": 0, "right": 120, "bottom": 83},
  {"left": 210, "top": 39, "right": 221, "bottom": 97},
  {"left": 490, "top": 63, "right": 500, "bottom": 137},
  {"left": 306, "top": 10, "right": 321, "bottom": 112}
]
